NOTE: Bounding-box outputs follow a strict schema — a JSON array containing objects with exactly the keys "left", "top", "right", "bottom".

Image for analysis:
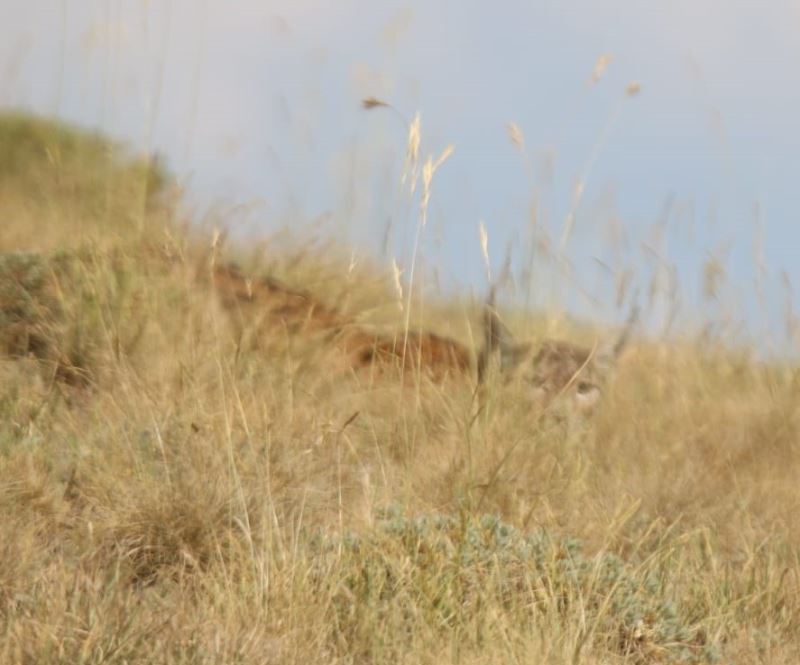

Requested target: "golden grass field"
[{"left": 1, "top": 112, "right": 799, "bottom": 664}]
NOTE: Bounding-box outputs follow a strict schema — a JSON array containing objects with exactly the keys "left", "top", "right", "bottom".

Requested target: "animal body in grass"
[
  {"left": 478, "top": 290, "right": 637, "bottom": 414},
  {"left": 211, "top": 263, "right": 636, "bottom": 400}
]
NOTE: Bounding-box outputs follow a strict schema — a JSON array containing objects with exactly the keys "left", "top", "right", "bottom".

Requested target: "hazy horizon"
[{"left": 2, "top": 0, "right": 798, "bottom": 353}]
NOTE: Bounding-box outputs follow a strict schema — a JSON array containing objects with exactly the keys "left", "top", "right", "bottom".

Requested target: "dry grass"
[{"left": 1, "top": 112, "right": 799, "bottom": 664}]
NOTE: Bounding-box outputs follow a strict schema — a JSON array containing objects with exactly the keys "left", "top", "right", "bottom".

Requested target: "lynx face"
[
  {"left": 488, "top": 338, "right": 611, "bottom": 414},
  {"left": 479, "top": 297, "right": 637, "bottom": 415}
]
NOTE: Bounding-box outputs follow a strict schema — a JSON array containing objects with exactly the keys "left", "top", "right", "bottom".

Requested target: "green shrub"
[
  {"left": 319, "top": 510, "right": 720, "bottom": 663},
  {"left": 0, "top": 248, "right": 157, "bottom": 385}
]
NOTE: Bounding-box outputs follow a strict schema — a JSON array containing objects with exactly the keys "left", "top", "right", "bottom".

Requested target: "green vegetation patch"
[
  {"left": 321, "top": 510, "right": 720, "bottom": 663},
  {"left": 0, "top": 111, "right": 169, "bottom": 211},
  {"left": 0, "top": 248, "right": 158, "bottom": 385}
]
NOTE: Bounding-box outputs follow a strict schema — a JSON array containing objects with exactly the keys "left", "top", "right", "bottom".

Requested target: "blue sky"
[{"left": 2, "top": 1, "right": 799, "bottom": 351}]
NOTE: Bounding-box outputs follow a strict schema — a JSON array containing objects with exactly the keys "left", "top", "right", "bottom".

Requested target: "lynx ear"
[
  {"left": 485, "top": 288, "right": 517, "bottom": 350},
  {"left": 478, "top": 286, "right": 518, "bottom": 381},
  {"left": 612, "top": 303, "right": 639, "bottom": 358},
  {"left": 597, "top": 303, "right": 640, "bottom": 370}
]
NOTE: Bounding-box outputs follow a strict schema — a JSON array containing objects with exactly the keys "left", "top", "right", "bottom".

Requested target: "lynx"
[
  {"left": 210, "top": 262, "right": 634, "bottom": 400},
  {"left": 478, "top": 290, "right": 637, "bottom": 414}
]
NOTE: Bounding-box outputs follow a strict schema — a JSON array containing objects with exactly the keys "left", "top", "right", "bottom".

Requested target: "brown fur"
[
  {"left": 479, "top": 291, "right": 638, "bottom": 413},
  {"left": 209, "top": 262, "right": 471, "bottom": 379},
  {"left": 211, "top": 263, "right": 344, "bottom": 335},
  {"left": 355, "top": 330, "right": 471, "bottom": 378}
]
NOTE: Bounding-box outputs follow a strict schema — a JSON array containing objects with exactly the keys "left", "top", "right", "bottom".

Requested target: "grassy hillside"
[{"left": 0, "top": 112, "right": 798, "bottom": 663}]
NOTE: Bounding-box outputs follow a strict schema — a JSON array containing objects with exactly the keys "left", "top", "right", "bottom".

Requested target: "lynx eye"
[{"left": 576, "top": 381, "right": 596, "bottom": 395}]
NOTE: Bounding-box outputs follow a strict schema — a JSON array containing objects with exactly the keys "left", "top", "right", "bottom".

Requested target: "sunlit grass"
[{"left": 0, "top": 112, "right": 798, "bottom": 664}]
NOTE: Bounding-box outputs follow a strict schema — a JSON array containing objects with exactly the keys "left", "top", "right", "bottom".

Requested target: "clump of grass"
[{"left": 93, "top": 473, "right": 242, "bottom": 586}]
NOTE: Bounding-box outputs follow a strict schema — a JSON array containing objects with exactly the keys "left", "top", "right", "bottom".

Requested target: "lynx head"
[{"left": 478, "top": 290, "right": 637, "bottom": 415}]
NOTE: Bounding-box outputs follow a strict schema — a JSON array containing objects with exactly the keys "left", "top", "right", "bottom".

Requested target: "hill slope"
[{"left": 0, "top": 113, "right": 798, "bottom": 663}]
